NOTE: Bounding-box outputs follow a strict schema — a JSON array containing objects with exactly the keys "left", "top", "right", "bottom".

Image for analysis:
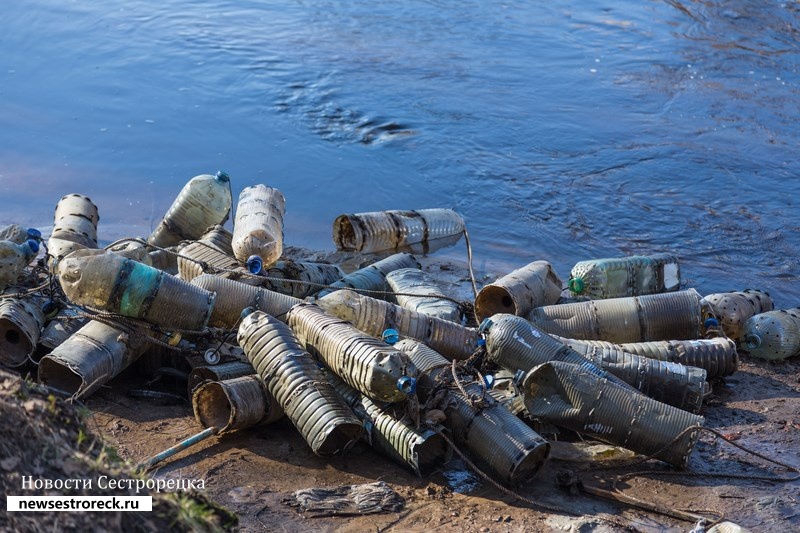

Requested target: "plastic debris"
[
  {"left": 704, "top": 290, "right": 774, "bottom": 341},
  {"left": 742, "top": 308, "right": 800, "bottom": 360},
  {"left": 475, "top": 260, "right": 562, "bottom": 320},
  {"left": 386, "top": 267, "right": 461, "bottom": 322},
  {"left": 567, "top": 253, "right": 680, "bottom": 299},
  {"left": 285, "top": 481, "right": 405, "bottom": 517},
  {"left": 232, "top": 184, "right": 285, "bottom": 271}
]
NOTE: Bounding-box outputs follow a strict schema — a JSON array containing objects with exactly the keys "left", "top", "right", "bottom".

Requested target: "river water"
[{"left": 2, "top": 0, "right": 798, "bottom": 303}]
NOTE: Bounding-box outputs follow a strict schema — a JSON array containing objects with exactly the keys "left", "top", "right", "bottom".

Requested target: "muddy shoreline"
[{"left": 71, "top": 251, "right": 800, "bottom": 533}]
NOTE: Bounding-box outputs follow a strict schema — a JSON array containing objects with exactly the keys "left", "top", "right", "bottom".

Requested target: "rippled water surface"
[{"left": 2, "top": 0, "right": 798, "bottom": 301}]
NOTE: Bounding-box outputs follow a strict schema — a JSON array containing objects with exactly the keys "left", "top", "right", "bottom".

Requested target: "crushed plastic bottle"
[
  {"left": 147, "top": 172, "right": 232, "bottom": 248},
  {"left": 47, "top": 194, "right": 100, "bottom": 266},
  {"left": 385, "top": 267, "right": 461, "bottom": 322},
  {"left": 0, "top": 239, "right": 39, "bottom": 290},
  {"left": 315, "top": 252, "right": 420, "bottom": 300},
  {"left": 741, "top": 308, "right": 800, "bottom": 361},
  {"left": 193, "top": 375, "right": 283, "bottom": 432},
  {"left": 475, "top": 260, "right": 562, "bottom": 320},
  {"left": 567, "top": 253, "right": 680, "bottom": 299},
  {"left": 0, "top": 295, "right": 46, "bottom": 367},
  {"left": 232, "top": 184, "right": 286, "bottom": 272},
  {"left": 333, "top": 208, "right": 465, "bottom": 254}
]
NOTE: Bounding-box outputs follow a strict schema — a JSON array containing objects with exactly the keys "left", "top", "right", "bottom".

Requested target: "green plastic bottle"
[{"left": 567, "top": 253, "right": 680, "bottom": 299}]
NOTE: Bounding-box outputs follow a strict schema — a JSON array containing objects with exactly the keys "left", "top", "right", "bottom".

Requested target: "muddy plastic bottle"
[
  {"left": 286, "top": 303, "right": 418, "bottom": 403},
  {"left": 703, "top": 290, "right": 774, "bottom": 341},
  {"left": 333, "top": 208, "right": 465, "bottom": 254},
  {"left": 567, "top": 253, "right": 680, "bottom": 299},
  {"left": 200, "top": 224, "right": 234, "bottom": 256},
  {"left": 315, "top": 252, "right": 420, "bottom": 300},
  {"left": 316, "top": 289, "right": 480, "bottom": 361},
  {"left": 741, "top": 308, "right": 800, "bottom": 361},
  {"left": 238, "top": 310, "right": 363, "bottom": 456},
  {"left": 177, "top": 240, "right": 244, "bottom": 282},
  {"left": 232, "top": 184, "right": 285, "bottom": 272},
  {"left": 191, "top": 274, "right": 301, "bottom": 327},
  {"left": 0, "top": 239, "right": 39, "bottom": 290},
  {"left": 188, "top": 361, "right": 256, "bottom": 396},
  {"left": 38, "top": 320, "right": 152, "bottom": 399},
  {"left": 560, "top": 336, "right": 738, "bottom": 379},
  {"left": 385, "top": 268, "right": 460, "bottom": 323},
  {"left": 520, "top": 360, "right": 703, "bottom": 468},
  {"left": 0, "top": 224, "right": 41, "bottom": 244},
  {"left": 475, "top": 260, "right": 563, "bottom": 320},
  {"left": 193, "top": 375, "right": 283, "bottom": 433},
  {"left": 257, "top": 260, "right": 346, "bottom": 299},
  {"left": 328, "top": 372, "right": 451, "bottom": 476},
  {"left": 526, "top": 289, "right": 706, "bottom": 343},
  {"left": 147, "top": 172, "right": 232, "bottom": 248},
  {"left": 397, "top": 338, "right": 550, "bottom": 486},
  {"left": 0, "top": 295, "right": 46, "bottom": 367},
  {"left": 57, "top": 249, "right": 215, "bottom": 331}
]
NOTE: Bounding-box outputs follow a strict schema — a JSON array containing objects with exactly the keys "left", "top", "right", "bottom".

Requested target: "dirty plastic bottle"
[
  {"left": 741, "top": 308, "right": 800, "bottom": 361},
  {"left": 567, "top": 253, "right": 680, "bottom": 299},
  {"left": 286, "top": 303, "right": 418, "bottom": 403},
  {"left": 703, "top": 290, "right": 774, "bottom": 341},
  {"left": 397, "top": 338, "right": 550, "bottom": 486},
  {"left": 559, "top": 336, "right": 738, "bottom": 379},
  {"left": 191, "top": 274, "right": 301, "bottom": 327},
  {"left": 333, "top": 208, "right": 465, "bottom": 254},
  {"left": 47, "top": 194, "right": 100, "bottom": 266},
  {"left": 316, "top": 289, "right": 480, "bottom": 361},
  {"left": 315, "top": 252, "right": 420, "bottom": 300},
  {"left": 188, "top": 361, "right": 256, "bottom": 396},
  {"left": 520, "top": 360, "right": 703, "bottom": 468},
  {"left": 200, "top": 224, "right": 234, "bottom": 256},
  {"left": 0, "top": 224, "right": 41, "bottom": 244},
  {"left": 327, "top": 371, "right": 451, "bottom": 477},
  {"left": 0, "top": 239, "right": 39, "bottom": 290},
  {"left": 38, "top": 320, "right": 152, "bottom": 399},
  {"left": 475, "top": 260, "right": 563, "bottom": 320},
  {"left": 57, "top": 249, "right": 215, "bottom": 331},
  {"left": 147, "top": 172, "right": 232, "bottom": 248},
  {"left": 238, "top": 310, "right": 363, "bottom": 456},
  {"left": 193, "top": 375, "right": 283, "bottom": 433},
  {"left": 526, "top": 289, "right": 706, "bottom": 343},
  {"left": 0, "top": 295, "right": 46, "bottom": 367},
  {"left": 232, "top": 184, "right": 285, "bottom": 272},
  {"left": 385, "top": 268, "right": 461, "bottom": 322},
  {"left": 257, "top": 260, "right": 346, "bottom": 299},
  {"left": 177, "top": 240, "right": 244, "bottom": 282}
]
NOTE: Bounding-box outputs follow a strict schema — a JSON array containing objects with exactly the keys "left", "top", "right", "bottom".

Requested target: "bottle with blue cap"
[
  {"left": 147, "top": 172, "right": 233, "bottom": 248},
  {"left": 0, "top": 224, "right": 41, "bottom": 244},
  {"left": 0, "top": 239, "right": 39, "bottom": 290},
  {"left": 232, "top": 184, "right": 285, "bottom": 272}
]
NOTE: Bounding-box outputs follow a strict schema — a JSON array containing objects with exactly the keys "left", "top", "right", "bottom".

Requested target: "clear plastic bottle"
[
  {"left": 147, "top": 172, "right": 232, "bottom": 248},
  {"left": 567, "top": 253, "right": 680, "bottom": 299},
  {"left": 703, "top": 289, "right": 774, "bottom": 341},
  {"left": 0, "top": 239, "right": 39, "bottom": 290},
  {"left": 232, "top": 184, "right": 286, "bottom": 272},
  {"left": 742, "top": 308, "right": 800, "bottom": 361}
]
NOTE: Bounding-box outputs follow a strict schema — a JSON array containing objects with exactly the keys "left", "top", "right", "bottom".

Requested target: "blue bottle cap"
[
  {"left": 26, "top": 228, "right": 42, "bottom": 240},
  {"left": 215, "top": 171, "right": 230, "bottom": 183},
  {"left": 476, "top": 338, "right": 486, "bottom": 347},
  {"left": 382, "top": 328, "right": 400, "bottom": 345},
  {"left": 246, "top": 255, "right": 263, "bottom": 274},
  {"left": 704, "top": 317, "right": 719, "bottom": 329},
  {"left": 24, "top": 239, "right": 40, "bottom": 254},
  {"left": 396, "top": 376, "right": 417, "bottom": 395},
  {"left": 483, "top": 374, "right": 495, "bottom": 390},
  {"left": 477, "top": 318, "right": 493, "bottom": 334},
  {"left": 240, "top": 306, "right": 257, "bottom": 319}
]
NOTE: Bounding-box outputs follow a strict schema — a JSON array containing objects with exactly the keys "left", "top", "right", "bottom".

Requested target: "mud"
[{"left": 77, "top": 252, "right": 799, "bottom": 533}]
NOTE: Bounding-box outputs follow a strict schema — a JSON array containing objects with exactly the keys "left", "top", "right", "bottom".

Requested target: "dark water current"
[{"left": 2, "top": 1, "right": 798, "bottom": 302}]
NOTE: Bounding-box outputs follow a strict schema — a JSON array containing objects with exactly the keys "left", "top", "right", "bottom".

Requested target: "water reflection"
[{"left": 1, "top": 0, "right": 797, "bottom": 302}]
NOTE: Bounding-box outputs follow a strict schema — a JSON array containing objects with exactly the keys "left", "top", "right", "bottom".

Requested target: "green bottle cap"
[{"left": 568, "top": 277, "right": 584, "bottom": 294}]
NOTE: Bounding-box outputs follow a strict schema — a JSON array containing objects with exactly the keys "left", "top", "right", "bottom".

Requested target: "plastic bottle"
[
  {"left": 0, "top": 239, "right": 39, "bottom": 290},
  {"left": 0, "top": 224, "right": 41, "bottom": 244},
  {"left": 232, "top": 184, "right": 285, "bottom": 272},
  {"left": 742, "top": 308, "right": 800, "bottom": 361},
  {"left": 147, "top": 172, "right": 232, "bottom": 248},
  {"left": 315, "top": 252, "right": 420, "bottom": 300},
  {"left": 385, "top": 267, "right": 461, "bottom": 322},
  {"left": 475, "top": 260, "right": 562, "bottom": 320},
  {"left": 57, "top": 249, "right": 215, "bottom": 331},
  {"left": 703, "top": 289, "right": 774, "bottom": 341},
  {"left": 526, "top": 289, "right": 705, "bottom": 343},
  {"left": 47, "top": 194, "right": 100, "bottom": 266},
  {"left": 567, "top": 253, "right": 680, "bottom": 299},
  {"left": 0, "top": 295, "right": 46, "bottom": 367},
  {"left": 333, "top": 208, "right": 465, "bottom": 254}
]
